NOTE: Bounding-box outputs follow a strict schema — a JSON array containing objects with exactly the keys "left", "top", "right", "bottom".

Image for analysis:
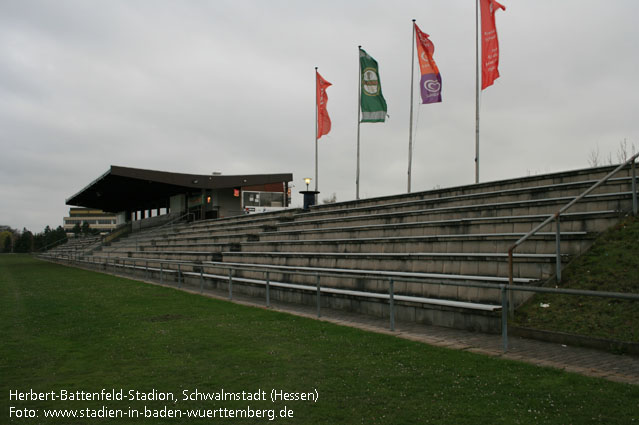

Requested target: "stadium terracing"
[{"left": 46, "top": 161, "right": 638, "bottom": 335}]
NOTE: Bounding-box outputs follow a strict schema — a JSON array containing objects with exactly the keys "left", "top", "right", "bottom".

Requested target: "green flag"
[{"left": 359, "top": 49, "right": 387, "bottom": 123}]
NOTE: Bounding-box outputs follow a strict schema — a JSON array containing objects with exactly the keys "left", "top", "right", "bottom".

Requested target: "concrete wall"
[
  {"left": 116, "top": 212, "right": 127, "bottom": 225},
  {"left": 216, "top": 189, "right": 242, "bottom": 218},
  {"left": 170, "top": 194, "right": 186, "bottom": 214}
]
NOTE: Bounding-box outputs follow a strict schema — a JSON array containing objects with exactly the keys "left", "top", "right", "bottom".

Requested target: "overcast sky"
[{"left": 1, "top": 0, "right": 638, "bottom": 232}]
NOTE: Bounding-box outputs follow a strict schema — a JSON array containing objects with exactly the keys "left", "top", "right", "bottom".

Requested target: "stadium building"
[
  {"left": 63, "top": 208, "right": 118, "bottom": 234},
  {"left": 66, "top": 166, "right": 293, "bottom": 229}
]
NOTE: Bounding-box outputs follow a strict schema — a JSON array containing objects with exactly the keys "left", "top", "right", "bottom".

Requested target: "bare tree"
[
  {"left": 605, "top": 151, "right": 614, "bottom": 166},
  {"left": 588, "top": 140, "right": 636, "bottom": 167},
  {"left": 616, "top": 138, "right": 637, "bottom": 163},
  {"left": 587, "top": 145, "right": 601, "bottom": 167}
]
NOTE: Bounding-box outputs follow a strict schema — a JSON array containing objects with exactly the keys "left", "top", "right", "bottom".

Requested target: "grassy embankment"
[
  {"left": 513, "top": 216, "right": 639, "bottom": 343},
  {"left": 1, "top": 255, "right": 638, "bottom": 424}
]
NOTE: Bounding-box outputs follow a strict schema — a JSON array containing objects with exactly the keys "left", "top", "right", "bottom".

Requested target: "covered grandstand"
[{"left": 66, "top": 165, "right": 293, "bottom": 227}]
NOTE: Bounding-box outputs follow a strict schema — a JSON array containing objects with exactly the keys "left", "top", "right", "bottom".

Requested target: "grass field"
[{"left": 1, "top": 255, "right": 638, "bottom": 424}]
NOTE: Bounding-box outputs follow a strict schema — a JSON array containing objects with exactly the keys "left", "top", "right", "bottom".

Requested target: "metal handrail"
[
  {"left": 507, "top": 153, "right": 639, "bottom": 289},
  {"left": 128, "top": 212, "right": 195, "bottom": 251},
  {"left": 70, "top": 255, "right": 639, "bottom": 300},
  {"left": 161, "top": 212, "right": 195, "bottom": 230}
]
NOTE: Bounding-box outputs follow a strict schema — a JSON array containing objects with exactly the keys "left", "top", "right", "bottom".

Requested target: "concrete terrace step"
[
  {"left": 88, "top": 253, "right": 535, "bottom": 282},
  {"left": 259, "top": 211, "right": 622, "bottom": 241},
  {"left": 198, "top": 261, "right": 535, "bottom": 307},
  {"left": 106, "top": 232, "right": 592, "bottom": 256},
  {"left": 185, "top": 271, "right": 502, "bottom": 312},
  {"left": 308, "top": 164, "right": 633, "bottom": 213},
  {"left": 281, "top": 193, "right": 632, "bottom": 232},
  {"left": 220, "top": 251, "right": 562, "bottom": 280},
  {"left": 107, "top": 242, "right": 238, "bottom": 254},
  {"left": 106, "top": 233, "right": 249, "bottom": 251},
  {"left": 140, "top": 239, "right": 241, "bottom": 250},
  {"left": 94, "top": 245, "right": 565, "bottom": 278},
  {"left": 98, "top": 220, "right": 274, "bottom": 255},
  {"left": 167, "top": 222, "right": 278, "bottom": 239},
  {"left": 301, "top": 177, "right": 633, "bottom": 221},
  {"left": 181, "top": 208, "right": 300, "bottom": 228},
  {"left": 202, "top": 260, "right": 538, "bottom": 285},
  {"left": 46, "top": 236, "right": 103, "bottom": 256},
  {"left": 168, "top": 209, "right": 299, "bottom": 234},
  {"left": 117, "top": 211, "right": 296, "bottom": 247},
  {"left": 133, "top": 222, "right": 267, "bottom": 241},
  {"left": 238, "top": 232, "right": 594, "bottom": 255},
  {"left": 89, "top": 256, "right": 536, "bottom": 305},
  {"left": 101, "top": 224, "right": 267, "bottom": 253},
  {"left": 94, "top": 250, "right": 222, "bottom": 262}
]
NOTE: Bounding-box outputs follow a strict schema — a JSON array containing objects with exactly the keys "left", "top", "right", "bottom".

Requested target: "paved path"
[{"left": 174, "top": 283, "right": 639, "bottom": 386}]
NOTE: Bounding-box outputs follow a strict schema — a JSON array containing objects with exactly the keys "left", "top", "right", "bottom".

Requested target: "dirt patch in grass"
[{"left": 147, "top": 314, "right": 187, "bottom": 322}]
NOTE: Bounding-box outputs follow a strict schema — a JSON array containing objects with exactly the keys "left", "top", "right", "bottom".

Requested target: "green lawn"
[{"left": 1, "top": 255, "right": 638, "bottom": 424}]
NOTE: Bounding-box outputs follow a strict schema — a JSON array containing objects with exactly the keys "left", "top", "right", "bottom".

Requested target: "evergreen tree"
[
  {"left": 81, "top": 221, "right": 91, "bottom": 235},
  {"left": 14, "top": 228, "right": 34, "bottom": 253}
]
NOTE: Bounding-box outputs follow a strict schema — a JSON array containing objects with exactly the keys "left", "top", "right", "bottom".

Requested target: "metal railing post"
[
  {"left": 632, "top": 158, "right": 637, "bottom": 216},
  {"left": 316, "top": 273, "right": 321, "bottom": 318},
  {"left": 507, "top": 248, "right": 514, "bottom": 317},
  {"left": 200, "top": 269, "right": 204, "bottom": 294},
  {"left": 145, "top": 260, "right": 149, "bottom": 280},
  {"left": 500, "top": 284, "right": 508, "bottom": 352},
  {"left": 265, "top": 271, "right": 270, "bottom": 308},
  {"left": 228, "top": 269, "right": 233, "bottom": 300},
  {"left": 160, "top": 262, "right": 164, "bottom": 284},
  {"left": 389, "top": 278, "right": 395, "bottom": 331},
  {"left": 178, "top": 264, "right": 182, "bottom": 288},
  {"left": 555, "top": 214, "right": 562, "bottom": 283}
]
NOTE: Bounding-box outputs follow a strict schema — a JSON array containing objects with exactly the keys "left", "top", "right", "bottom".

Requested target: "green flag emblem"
[{"left": 359, "top": 49, "right": 387, "bottom": 123}]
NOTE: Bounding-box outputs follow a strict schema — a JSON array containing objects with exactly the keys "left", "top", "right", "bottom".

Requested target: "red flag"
[
  {"left": 316, "top": 71, "right": 332, "bottom": 139},
  {"left": 480, "top": 0, "right": 506, "bottom": 89}
]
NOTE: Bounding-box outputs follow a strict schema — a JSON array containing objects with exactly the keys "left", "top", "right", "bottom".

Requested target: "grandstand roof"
[{"left": 66, "top": 165, "right": 293, "bottom": 212}]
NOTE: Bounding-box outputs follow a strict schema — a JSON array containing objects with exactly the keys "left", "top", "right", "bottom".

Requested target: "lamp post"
[{"left": 300, "top": 177, "right": 319, "bottom": 211}]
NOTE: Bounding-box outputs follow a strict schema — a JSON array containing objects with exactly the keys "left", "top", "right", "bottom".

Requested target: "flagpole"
[
  {"left": 315, "top": 67, "right": 319, "bottom": 194},
  {"left": 408, "top": 19, "right": 416, "bottom": 193},
  {"left": 475, "top": 0, "right": 480, "bottom": 184},
  {"left": 356, "top": 46, "right": 362, "bottom": 200}
]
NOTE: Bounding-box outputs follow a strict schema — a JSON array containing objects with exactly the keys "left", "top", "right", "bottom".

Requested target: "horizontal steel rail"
[{"left": 41, "top": 252, "right": 639, "bottom": 300}]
